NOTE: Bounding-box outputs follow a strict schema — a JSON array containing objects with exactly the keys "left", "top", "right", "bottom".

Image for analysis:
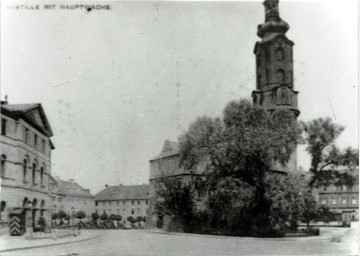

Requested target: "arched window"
[
  {"left": 265, "top": 48, "right": 270, "bottom": 62},
  {"left": 266, "top": 68, "right": 270, "bottom": 82},
  {"left": 276, "top": 69, "right": 285, "bottom": 83},
  {"left": 0, "top": 201, "right": 6, "bottom": 221},
  {"left": 32, "top": 163, "right": 36, "bottom": 184},
  {"left": 276, "top": 47, "right": 285, "bottom": 61},
  {"left": 256, "top": 54, "right": 261, "bottom": 68},
  {"left": 1, "top": 155, "right": 6, "bottom": 178},
  {"left": 23, "top": 159, "right": 27, "bottom": 181},
  {"left": 257, "top": 75, "right": 261, "bottom": 89},
  {"left": 40, "top": 167, "right": 44, "bottom": 186}
]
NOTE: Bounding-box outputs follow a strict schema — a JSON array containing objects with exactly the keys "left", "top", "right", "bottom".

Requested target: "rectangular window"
[
  {"left": 146, "top": 200, "right": 148, "bottom": 205},
  {"left": 351, "top": 198, "right": 358, "bottom": 205},
  {"left": 24, "top": 128, "right": 29, "bottom": 143},
  {"left": 34, "top": 134, "right": 38, "bottom": 147},
  {"left": 42, "top": 139, "right": 46, "bottom": 152},
  {"left": 58, "top": 197, "right": 62, "bottom": 202},
  {"left": 123, "top": 201, "right": 125, "bottom": 206},
  {"left": 131, "top": 200, "right": 134, "bottom": 205},
  {"left": 1, "top": 119, "right": 7, "bottom": 136},
  {"left": 137, "top": 200, "right": 140, "bottom": 205},
  {"left": 341, "top": 198, "right": 347, "bottom": 205},
  {"left": 131, "top": 210, "right": 134, "bottom": 215},
  {"left": 331, "top": 198, "right": 337, "bottom": 205},
  {"left": 321, "top": 199, "right": 327, "bottom": 205},
  {"left": 117, "top": 201, "right": 119, "bottom": 206}
]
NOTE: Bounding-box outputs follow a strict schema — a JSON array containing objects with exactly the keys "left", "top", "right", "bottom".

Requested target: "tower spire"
[{"left": 264, "top": 0, "right": 280, "bottom": 22}]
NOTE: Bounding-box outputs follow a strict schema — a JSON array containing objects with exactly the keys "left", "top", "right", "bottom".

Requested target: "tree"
[
  {"left": 113, "top": 214, "right": 122, "bottom": 227},
  {"left": 51, "top": 213, "right": 57, "bottom": 226},
  {"left": 91, "top": 212, "right": 99, "bottom": 227},
  {"left": 178, "top": 99, "right": 301, "bottom": 236},
  {"left": 100, "top": 212, "right": 108, "bottom": 223},
  {"left": 127, "top": 216, "right": 136, "bottom": 228},
  {"left": 136, "top": 216, "right": 144, "bottom": 229},
  {"left": 76, "top": 211, "right": 86, "bottom": 225},
  {"left": 65, "top": 214, "right": 71, "bottom": 225},
  {"left": 153, "top": 176, "right": 196, "bottom": 232},
  {"left": 207, "top": 177, "right": 255, "bottom": 233},
  {"left": 57, "top": 210, "right": 67, "bottom": 226},
  {"left": 301, "top": 117, "right": 358, "bottom": 187}
]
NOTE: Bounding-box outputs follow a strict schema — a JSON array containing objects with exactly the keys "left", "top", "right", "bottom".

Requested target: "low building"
[
  {"left": 316, "top": 169, "right": 359, "bottom": 223},
  {"left": 0, "top": 98, "right": 55, "bottom": 231},
  {"left": 49, "top": 175, "right": 95, "bottom": 219},
  {"left": 95, "top": 184, "right": 150, "bottom": 226},
  {"left": 147, "top": 140, "right": 207, "bottom": 230}
]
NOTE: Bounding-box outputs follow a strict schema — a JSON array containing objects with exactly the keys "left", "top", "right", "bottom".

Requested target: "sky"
[{"left": 1, "top": 0, "right": 358, "bottom": 195}]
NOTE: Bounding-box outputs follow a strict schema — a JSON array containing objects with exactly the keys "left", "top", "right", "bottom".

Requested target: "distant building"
[
  {"left": 147, "top": 140, "right": 207, "bottom": 230},
  {"left": 316, "top": 169, "right": 359, "bottom": 223},
  {"left": 49, "top": 176, "right": 95, "bottom": 219},
  {"left": 95, "top": 184, "right": 150, "bottom": 226},
  {"left": 0, "top": 98, "right": 55, "bottom": 231}
]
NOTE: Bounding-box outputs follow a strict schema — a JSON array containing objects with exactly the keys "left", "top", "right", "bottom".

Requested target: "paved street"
[{"left": 1, "top": 227, "right": 358, "bottom": 256}]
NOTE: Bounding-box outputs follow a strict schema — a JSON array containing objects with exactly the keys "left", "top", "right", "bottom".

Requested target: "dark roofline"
[
  {"left": 149, "top": 152, "right": 180, "bottom": 162},
  {"left": 1, "top": 104, "right": 53, "bottom": 137}
]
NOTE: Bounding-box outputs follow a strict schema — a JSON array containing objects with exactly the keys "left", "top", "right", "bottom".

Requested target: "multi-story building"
[
  {"left": 95, "top": 184, "right": 150, "bottom": 226},
  {"left": 147, "top": 140, "right": 206, "bottom": 230},
  {"left": 316, "top": 169, "right": 359, "bottom": 223},
  {"left": 49, "top": 176, "right": 95, "bottom": 219},
  {"left": 0, "top": 98, "right": 55, "bottom": 231}
]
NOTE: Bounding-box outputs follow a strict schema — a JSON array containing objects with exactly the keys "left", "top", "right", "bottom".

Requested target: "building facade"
[
  {"left": 252, "top": 0, "right": 299, "bottom": 172},
  {"left": 49, "top": 176, "right": 95, "bottom": 219},
  {"left": 0, "top": 98, "right": 55, "bottom": 231},
  {"left": 147, "top": 140, "right": 207, "bottom": 230},
  {"left": 95, "top": 184, "right": 150, "bottom": 226},
  {"left": 316, "top": 169, "right": 359, "bottom": 223}
]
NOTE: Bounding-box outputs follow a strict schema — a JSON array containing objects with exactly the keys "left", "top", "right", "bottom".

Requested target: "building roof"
[
  {"left": 1, "top": 102, "right": 53, "bottom": 137},
  {"left": 95, "top": 184, "right": 150, "bottom": 201},
  {"left": 52, "top": 177, "right": 94, "bottom": 198},
  {"left": 150, "top": 140, "right": 180, "bottom": 161}
]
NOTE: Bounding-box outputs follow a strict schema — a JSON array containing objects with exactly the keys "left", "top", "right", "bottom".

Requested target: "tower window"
[
  {"left": 266, "top": 69, "right": 270, "bottom": 82},
  {"left": 257, "top": 75, "right": 261, "bottom": 89},
  {"left": 256, "top": 54, "right": 261, "bottom": 68},
  {"left": 276, "top": 69, "right": 285, "bottom": 83},
  {"left": 265, "top": 48, "right": 270, "bottom": 62},
  {"left": 276, "top": 47, "right": 285, "bottom": 61}
]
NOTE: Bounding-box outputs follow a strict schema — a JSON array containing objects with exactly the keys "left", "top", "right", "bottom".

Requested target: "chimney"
[
  {"left": 1, "top": 95, "right": 8, "bottom": 105},
  {"left": 105, "top": 184, "right": 108, "bottom": 188}
]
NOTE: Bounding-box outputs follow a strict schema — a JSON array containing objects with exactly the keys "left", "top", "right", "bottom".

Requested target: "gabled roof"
[
  {"left": 53, "top": 177, "right": 94, "bottom": 198},
  {"left": 150, "top": 140, "right": 180, "bottom": 161},
  {"left": 1, "top": 103, "right": 53, "bottom": 137},
  {"left": 95, "top": 184, "right": 150, "bottom": 201}
]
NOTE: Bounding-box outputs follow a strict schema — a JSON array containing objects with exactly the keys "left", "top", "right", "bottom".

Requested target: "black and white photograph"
[{"left": 0, "top": 0, "right": 358, "bottom": 255}]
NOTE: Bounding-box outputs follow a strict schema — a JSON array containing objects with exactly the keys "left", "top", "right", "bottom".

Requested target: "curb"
[
  {"left": 0, "top": 235, "right": 100, "bottom": 253},
  {"left": 145, "top": 229, "right": 333, "bottom": 241}
]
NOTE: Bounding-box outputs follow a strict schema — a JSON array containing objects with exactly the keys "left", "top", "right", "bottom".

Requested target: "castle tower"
[{"left": 252, "top": 0, "right": 300, "bottom": 172}]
